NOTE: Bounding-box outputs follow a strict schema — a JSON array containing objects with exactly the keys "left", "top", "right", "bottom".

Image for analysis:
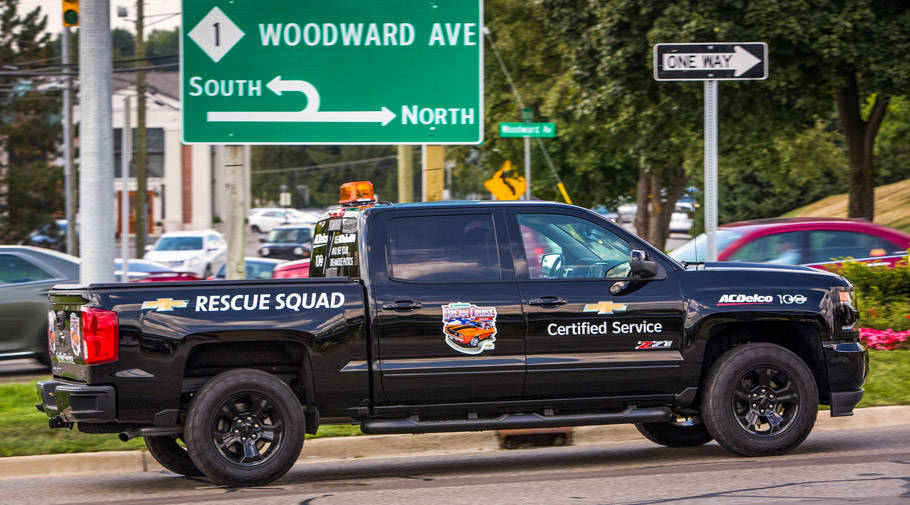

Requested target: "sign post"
[
  {"left": 498, "top": 121, "right": 556, "bottom": 200},
  {"left": 653, "top": 42, "right": 767, "bottom": 261},
  {"left": 181, "top": 0, "right": 483, "bottom": 145}
]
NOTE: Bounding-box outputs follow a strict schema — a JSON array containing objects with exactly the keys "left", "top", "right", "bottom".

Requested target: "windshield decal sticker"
[
  {"left": 141, "top": 298, "right": 190, "bottom": 312},
  {"left": 583, "top": 301, "right": 628, "bottom": 315},
  {"left": 443, "top": 302, "right": 497, "bottom": 355}
]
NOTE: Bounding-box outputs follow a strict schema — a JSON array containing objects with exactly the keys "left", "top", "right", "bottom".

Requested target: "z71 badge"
[
  {"left": 442, "top": 302, "right": 497, "bottom": 355},
  {"left": 636, "top": 340, "right": 672, "bottom": 349}
]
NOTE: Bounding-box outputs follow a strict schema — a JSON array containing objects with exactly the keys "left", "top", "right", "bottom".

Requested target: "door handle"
[
  {"left": 528, "top": 296, "right": 568, "bottom": 307},
  {"left": 381, "top": 300, "right": 422, "bottom": 311}
]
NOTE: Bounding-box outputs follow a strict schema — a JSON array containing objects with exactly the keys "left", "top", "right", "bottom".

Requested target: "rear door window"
[
  {"left": 806, "top": 230, "right": 904, "bottom": 263},
  {"left": 387, "top": 214, "right": 501, "bottom": 282}
]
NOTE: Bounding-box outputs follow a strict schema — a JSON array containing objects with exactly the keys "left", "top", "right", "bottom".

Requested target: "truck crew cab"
[{"left": 37, "top": 182, "right": 867, "bottom": 487}]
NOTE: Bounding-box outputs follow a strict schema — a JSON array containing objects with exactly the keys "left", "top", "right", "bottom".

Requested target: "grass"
[
  {"left": 2, "top": 349, "right": 907, "bottom": 457},
  {"left": 783, "top": 178, "right": 910, "bottom": 234}
]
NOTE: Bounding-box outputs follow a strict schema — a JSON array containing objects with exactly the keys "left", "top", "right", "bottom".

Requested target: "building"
[{"left": 76, "top": 71, "right": 250, "bottom": 235}]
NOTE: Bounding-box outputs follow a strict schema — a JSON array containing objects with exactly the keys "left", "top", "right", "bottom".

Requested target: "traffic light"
[{"left": 62, "top": 0, "right": 79, "bottom": 27}]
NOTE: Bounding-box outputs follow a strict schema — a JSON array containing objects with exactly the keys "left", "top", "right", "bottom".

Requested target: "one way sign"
[{"left": 653, "top": 42, "right": 768, "bottom": 81}]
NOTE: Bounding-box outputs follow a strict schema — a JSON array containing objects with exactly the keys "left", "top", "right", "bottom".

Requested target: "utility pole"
[
  {"left": 61, "top": 26, "right": 77, "bottom": 256},
  {"left": 421, "top": 146, "right": 444, "bottom": 202},
  {"left": 134, "top": 0, "right": 147, "bottom": 258},
  {"left": 397, "top": 145, "right": 413, "bottom": 203},
  {"left": 79, "top": 0, "right": 115, "bottom": 283},
  {"left": 224, "top": 146, "right": 246, "bottom": 280}
]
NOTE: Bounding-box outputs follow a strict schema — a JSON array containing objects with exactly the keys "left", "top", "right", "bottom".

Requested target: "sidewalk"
[{"left": 1, "top": 406, "right": 906, "bottom": 480}]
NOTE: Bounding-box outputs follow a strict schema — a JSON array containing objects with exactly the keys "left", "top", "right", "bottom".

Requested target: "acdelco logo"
[{"left": 717, "top": 294, "right": 773, "bottom": 305}]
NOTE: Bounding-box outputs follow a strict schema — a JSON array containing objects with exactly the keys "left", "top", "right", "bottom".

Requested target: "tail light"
[{"left": 81, "top": 307, "right": 119, "bottom": 364}]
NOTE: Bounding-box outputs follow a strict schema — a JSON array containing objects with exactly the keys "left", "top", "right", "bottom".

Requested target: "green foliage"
[
  {"left": 874, "top": 96, "right": 910, "bottom": 185},
  {"left": 0, "top": 0, "right": 62, "bottom": 243},
  {"left": 145, "top": 28, "right": 179, "bottom": 71},
  {"left": 111, "top": 28, "right": 135, "bottom": 61},
  {"left": 834, "top": 256, "right": 910, "bottom": 332},
  {"left": 250, "top": 145, "right": 399, "bottom": 208}
]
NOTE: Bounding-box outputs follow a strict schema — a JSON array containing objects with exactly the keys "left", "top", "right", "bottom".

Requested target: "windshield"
[
  {"left": 668, "top": 230, "right": 743, "bottom": 263},
  {"left": 154, "top": 236, "right": 203, "bottom": 251},
  {"left": 267, "top": 228, "right": 311, "bottom": 244}
]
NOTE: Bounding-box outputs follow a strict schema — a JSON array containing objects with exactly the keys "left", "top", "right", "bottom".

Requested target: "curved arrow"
[{"left": 207, "top": 76, "right": 397, "bottom": 126}]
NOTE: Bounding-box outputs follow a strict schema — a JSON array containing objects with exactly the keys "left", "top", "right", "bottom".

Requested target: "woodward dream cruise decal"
[
  {"left": 70, "top": 312, "right": 82, "bottom": 357},
  {"left": 442, "top": 302, "right": 497, "bottom": 355}
]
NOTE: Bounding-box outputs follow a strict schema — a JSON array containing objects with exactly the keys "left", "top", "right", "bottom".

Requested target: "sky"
[{"left": 17, "top": 0, "right": 183, "bottom": 36}]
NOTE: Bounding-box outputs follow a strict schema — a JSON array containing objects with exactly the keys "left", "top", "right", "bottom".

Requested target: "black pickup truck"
[{"left": 36, "top": 185, "right": 867, "bottom": 487}]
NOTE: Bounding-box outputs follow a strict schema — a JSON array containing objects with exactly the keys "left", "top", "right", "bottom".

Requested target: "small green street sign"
[
  {"left": 499, "top": 122, "right": 556, "bottom": 138},
  {"left": 181, "top": 0, "right": 483, "bottom": 144},
  {"left": 521, "top": 107, "right": 534, "bottom": 122}
]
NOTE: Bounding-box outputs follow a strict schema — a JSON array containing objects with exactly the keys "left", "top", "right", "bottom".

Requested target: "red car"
[
  {"left": 272, "top": 258, "right": 310, "bottom": 278},
  {"left": 444, "top": 321, "right": 496, "bottom": 348},
  {"left": 669, "top": 218, "right": 910, "bottom": 269}
]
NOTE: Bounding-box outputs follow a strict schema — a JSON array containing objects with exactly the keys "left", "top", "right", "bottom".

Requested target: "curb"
[{"left": 1, "top": 406, "right": 907, "bottom": 480}]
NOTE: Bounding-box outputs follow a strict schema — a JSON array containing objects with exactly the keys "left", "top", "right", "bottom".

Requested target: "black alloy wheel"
[
  {"left": 185, "top": 369, "right": 304, "bottom": 487},
  {"left": 702, "top": 342, "right": 818, "bottom": 457}
]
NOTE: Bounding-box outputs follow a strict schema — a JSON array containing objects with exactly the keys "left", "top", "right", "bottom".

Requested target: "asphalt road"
[{"left": 2, "top": 423, "right": 908, "bottom": 504}]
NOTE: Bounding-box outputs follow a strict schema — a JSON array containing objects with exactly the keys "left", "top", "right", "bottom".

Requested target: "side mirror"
[
  {"left": 630, "top": 249, "right": 659, "bottom": 278},
  {"left": 144, "top": 245, "right": 154, "bottom": 253},
  {"left": 259, "top": 238, "right": 267, "bottom": 243},
  {"left": 540, "top": 252, "right": 563, "bottom": 278}
]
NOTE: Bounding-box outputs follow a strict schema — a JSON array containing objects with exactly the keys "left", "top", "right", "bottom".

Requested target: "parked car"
[
  {"left": 669, "top": 204, "right": 694, "bottom": 234},
  {"left": 669, "top": 218, "right": 910, "bottom": 268},
  {"left": 248, "top": 208, "right": 316, "bottom": 234},
  {"left": 211, "top": 258, "right": 284, "bottom": 280},
  {"left": 0, "top": 246, "right": 80, "bottom": 365},
  {"left": 272, "top": 258, "right": 310, "bottom": 278},
  {"left": 144, "top": 230, "right": 227, "bottom": 279},
  {"left": 21, "top": 219, "right": 68, "bottom": 252},
  {"left": 258, "top": 224, "right": 314, "bottom": 260}
]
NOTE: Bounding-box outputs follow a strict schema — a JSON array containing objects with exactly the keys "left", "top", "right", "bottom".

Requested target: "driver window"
[{"left": 518, "top": 214, "right": 631, "bottom": 280}]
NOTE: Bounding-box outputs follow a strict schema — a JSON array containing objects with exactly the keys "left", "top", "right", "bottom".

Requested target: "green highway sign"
[
  {"left": 498, "top": 122, "right": 556, "bottom": 138},
  {"left": 181, "top": 0, "right": 483, "bottom": 144}
]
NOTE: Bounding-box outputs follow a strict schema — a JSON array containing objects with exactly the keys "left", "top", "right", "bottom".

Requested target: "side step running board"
[{"left": 360, "top": 406, "right": 673, "bottom": 435}]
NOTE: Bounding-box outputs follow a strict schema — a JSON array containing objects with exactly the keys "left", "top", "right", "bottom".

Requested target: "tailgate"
[{"left": 47, "top": 289, "right": 91, "bottom": 379}]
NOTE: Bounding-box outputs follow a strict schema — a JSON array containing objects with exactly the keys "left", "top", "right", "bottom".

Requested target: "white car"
[
  {"left": 248, "top": 208, "right": 315, "bottom": 234},
  {"left": 144, "top": 230, "right": 227, "bottom": 279}
]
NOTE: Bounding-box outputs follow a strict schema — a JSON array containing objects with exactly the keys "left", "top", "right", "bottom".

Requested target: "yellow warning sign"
[{"left": 484, "top": 161, "right": 526, "bottom": 200}]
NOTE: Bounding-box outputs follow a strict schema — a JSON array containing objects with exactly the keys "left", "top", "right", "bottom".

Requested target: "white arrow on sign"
[
  {"left": 207, "top": 76, "right": 397, "bottom": 126},
  {"left": 662, "top": 46, "right": 761, "bottom": 77}
]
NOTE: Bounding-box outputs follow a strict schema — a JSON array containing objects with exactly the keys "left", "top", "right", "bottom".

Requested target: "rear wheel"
[
  {"left": 184, "top": 369, "right": 304, "bottom": 487},
  {"left": 702, "top": 342, "right": 818, "bottom": 457},
  {"left": 635, "top": 414, "right": 713, "bottom": 448},
  {"left": 251, "top": 225, "right": 262, "bottom": 234},
  {"left": 145, "top": 435, "right": 203, "bottom": 477}
]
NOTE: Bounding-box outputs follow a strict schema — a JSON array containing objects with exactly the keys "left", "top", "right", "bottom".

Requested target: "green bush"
[{"left": 832, "top": 253, "right": 910, "bottom": 332}]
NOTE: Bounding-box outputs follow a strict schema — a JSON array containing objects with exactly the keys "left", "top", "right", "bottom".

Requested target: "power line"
[{"left": 252, "top": 155, "right": 399, "bottom": 175}]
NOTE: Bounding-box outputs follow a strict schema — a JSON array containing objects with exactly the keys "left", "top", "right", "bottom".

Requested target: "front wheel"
[
  {"left": 635, "top": 414, "right": 713, "bottom": 448},
  {"left": 184, "top": 369, "right": 305, "bottom": 487},
  {"left": 145, "top": 435, "right": 203, "bottom": 477},
  {"left": 702, "top": 342, "right": 818, "bottom": 457}
]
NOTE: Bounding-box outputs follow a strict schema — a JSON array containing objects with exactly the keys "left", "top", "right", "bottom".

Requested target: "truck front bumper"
[
  {"left": 35, "top": 380, "right": 116, "bottom": 424},
  {"left": 823, "top": 341, "right": 869, "bottom": 417}
]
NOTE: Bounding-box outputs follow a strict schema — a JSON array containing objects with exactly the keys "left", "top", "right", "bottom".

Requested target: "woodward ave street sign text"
[
  {"left": 181, "top": 0, "right": 483, "bottom": 144},
  {"left": 653, "top": 43, "right": 768, "bottom": 81}
]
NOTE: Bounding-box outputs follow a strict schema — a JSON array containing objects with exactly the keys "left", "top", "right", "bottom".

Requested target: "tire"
[
  {"left": 203, "top": 265, "right": 213, "bottom": 280},
  {"left": 470, "top": 337, "right": 479, "bottom": 347},
  {"left": 702, "top": 342, "right": 818, "bottom": 457},
  {"left": 35, "top": 348, "right": 51, "bottom": 367},
  {"left": 635, "top": 414, "right": 713, "bottom": 448},
  {"left": 145, "top": 435, "right": 203, "bottom": 477},
  {"left": 251, "top": 225, "right": 262, "bottom": 234},
  {"left": 184, "top": 369, "right": 305, "bottom": 487}
]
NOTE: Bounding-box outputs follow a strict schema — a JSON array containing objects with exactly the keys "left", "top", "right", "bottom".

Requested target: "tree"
[
  {"left": 0, "top": 1, "right": 61, "bottom": 243},
  {"left": 146, "top": 28, "right": 178, "bottom": 71}
]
